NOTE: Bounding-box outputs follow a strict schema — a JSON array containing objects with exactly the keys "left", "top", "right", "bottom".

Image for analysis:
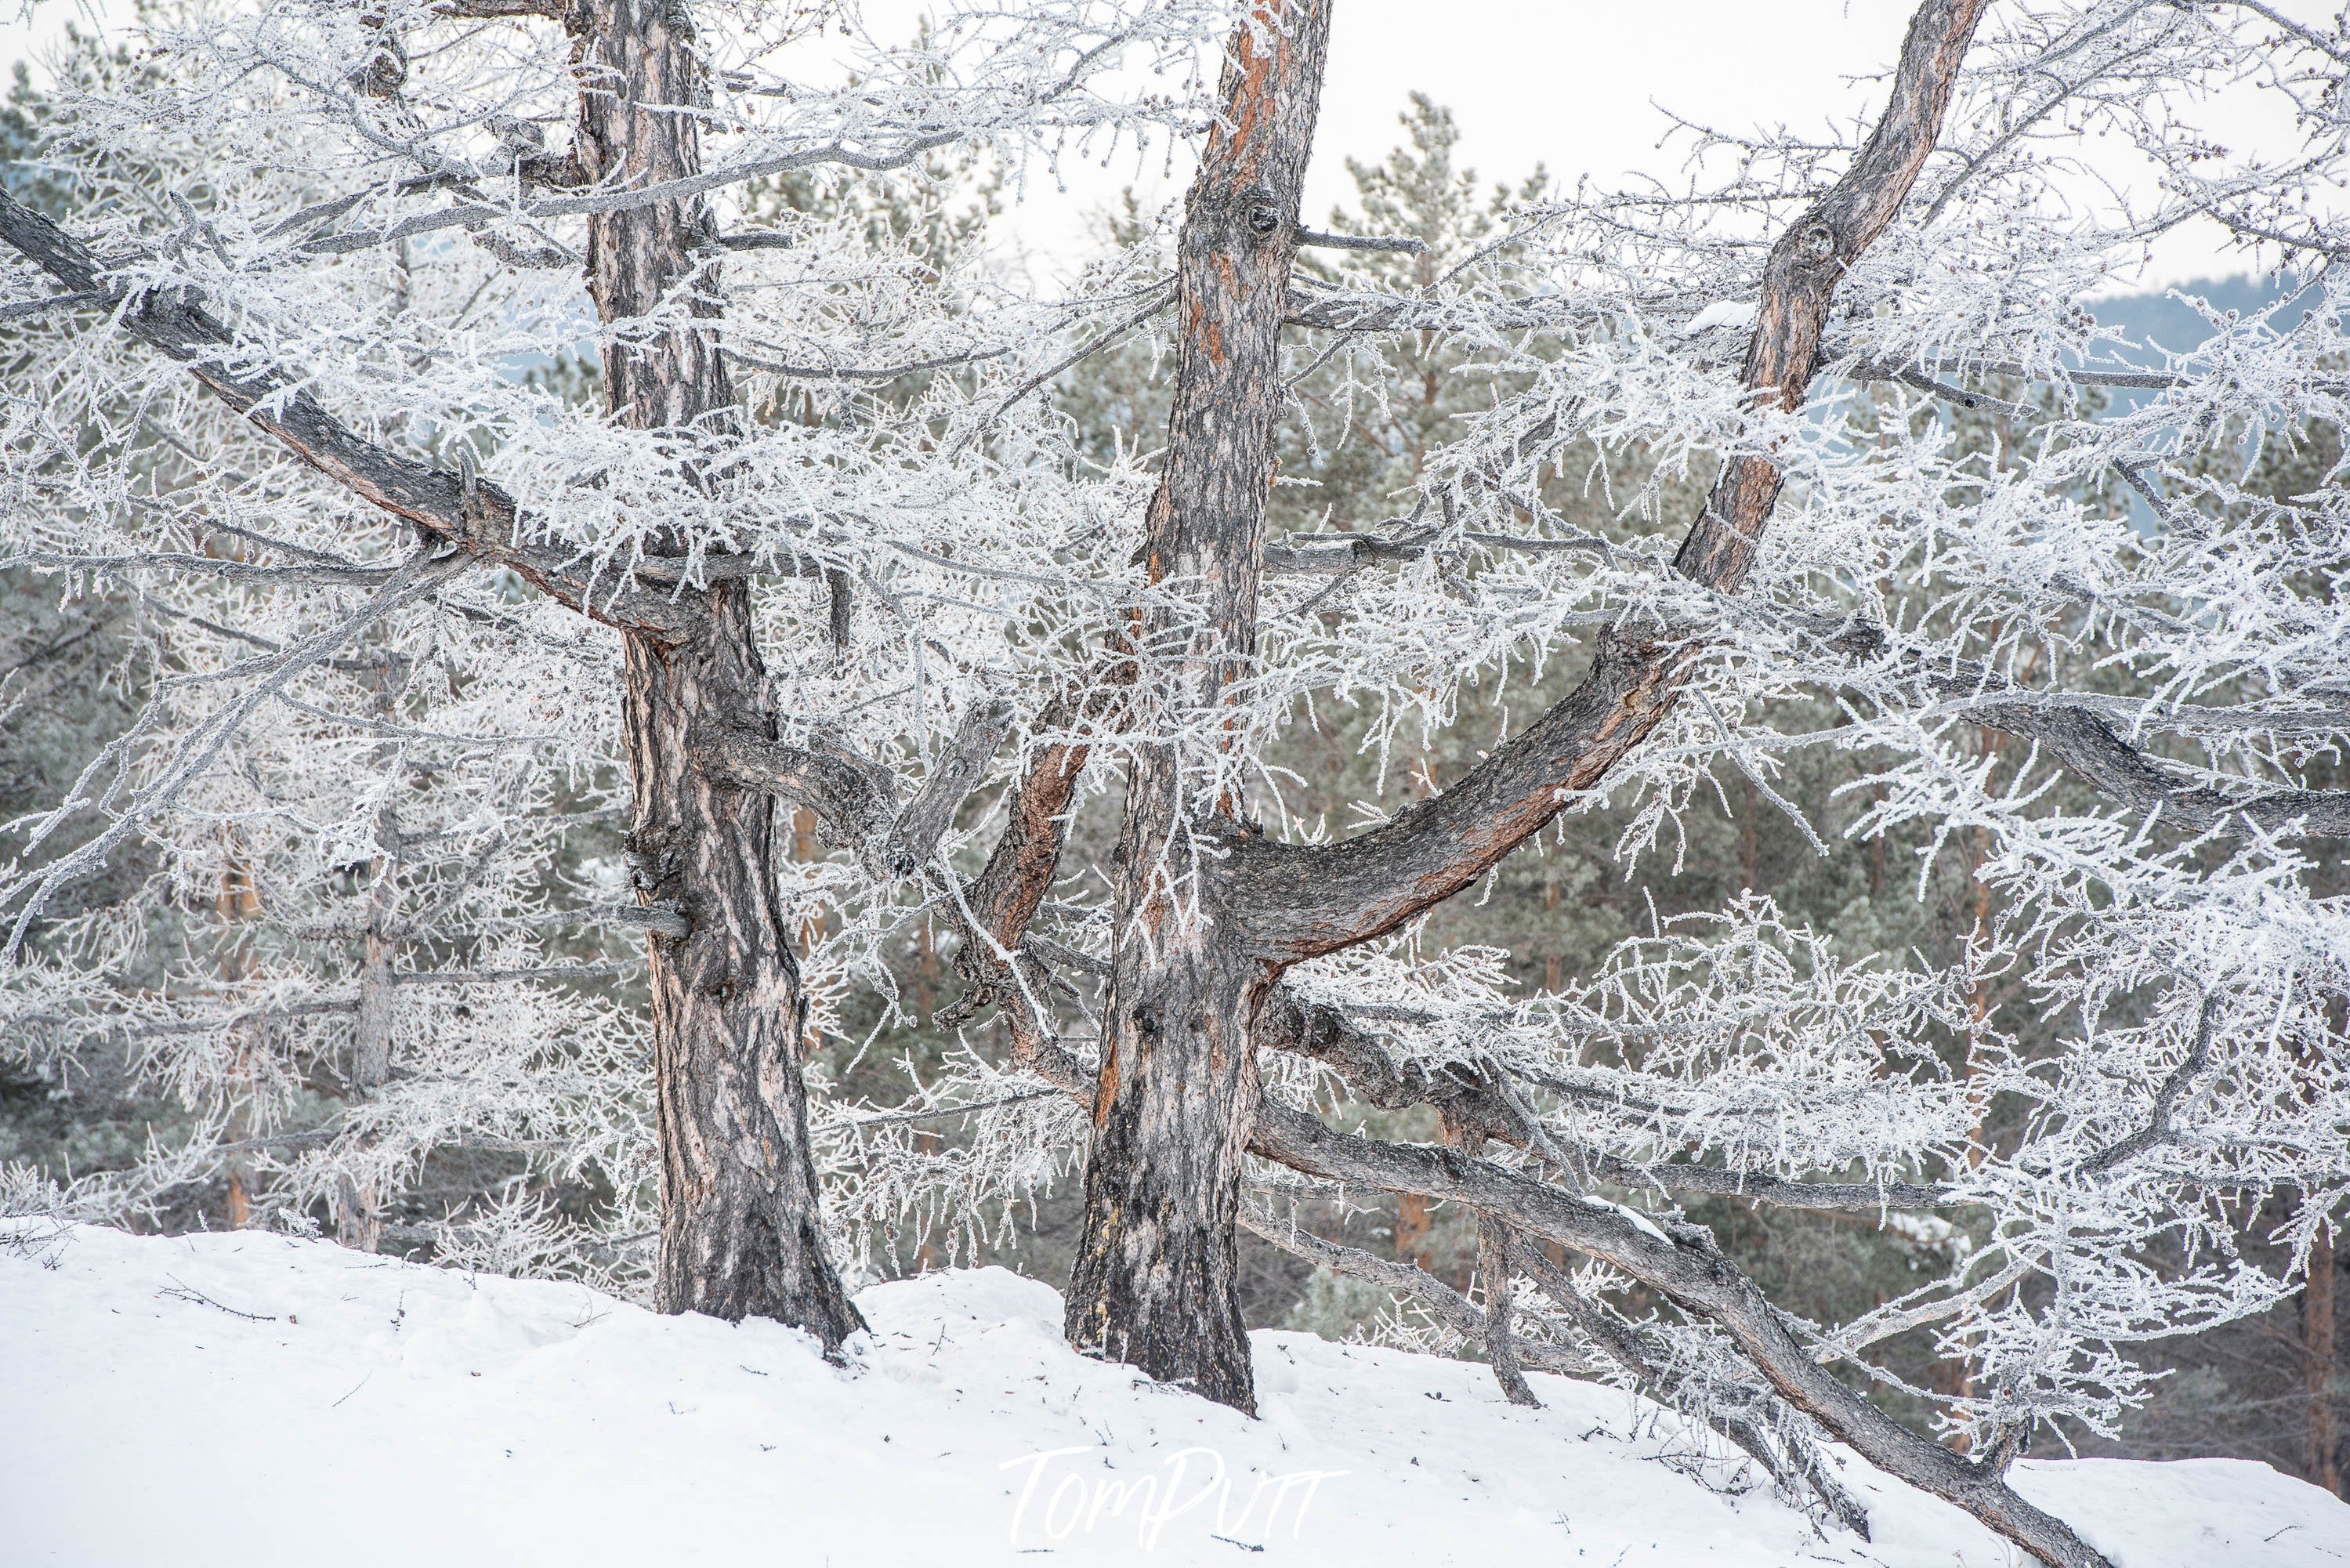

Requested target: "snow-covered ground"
[{"left": 4, "top": 1222, "right": 2345, "bottom": 1567}]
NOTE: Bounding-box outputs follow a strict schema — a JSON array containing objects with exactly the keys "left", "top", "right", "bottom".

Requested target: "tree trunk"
[
  {"left": 578, "top": 0, "right": 860, "bottom": 1343},
  {"left": 2309, "top": 1219, "right": 2340, "bottom": 1494},
  {"left": 1438, "top": 1109, "right": 1538, "bottom": 1406},
  {"left": 1063, "top": 0, "right": 1331, "bottom": 1414},
  {"left": 337, "top": 801, "right": 397, "bottom": 1251},
  {"left": 1066, "top": 876, "right": 1269, "bottom": 1410},
  {"left": 622, "top": 596, "right": 858, "bottom": 1338},
  {"left": 218, "top": 861, "right": 262, "bottom": 1228},
  {"left": 1395, "top": 1190, "right": 1434, "bottom": 1270},
  {"left": 1473, "top": 1215, "right": 1539, "bottom": 1407}
]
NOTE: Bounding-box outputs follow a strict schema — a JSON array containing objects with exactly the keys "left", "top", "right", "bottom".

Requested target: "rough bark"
[
  {"left": 1060, "top": 0, "right": 1332, "bottom": 1416},
  {"left": 621, "top": 596, "right": 857, "bottom": 1338},
  {"left": 694, "top": 726, "right": 898, "bottom": 849},
  {"left": 1473, "top": 1214, "right": 1541, "bottom": 1407},
  {"left": 576, "top": 0, "right": 859, "bottom": 1343},
  {"left": 1067, "top": 914, "right": 1269, "bottom": 1408},
  {"left": 878, "top": 697, "right": 1014, "bottom": 875}
]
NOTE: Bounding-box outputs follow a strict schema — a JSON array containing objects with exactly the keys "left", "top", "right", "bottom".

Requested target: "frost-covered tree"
[
  {"left": 808, "top": 3, "right": 2350, "bottom": 1564},
  {"left": 12, "top": 2, "right": 2350, "bottom": 1565},
  {"left": 0, "top": 0, "right": 1226, "bottom": 1337}
]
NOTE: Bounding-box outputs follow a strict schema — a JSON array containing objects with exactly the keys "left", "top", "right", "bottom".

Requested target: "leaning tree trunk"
[
  {"left": 576, "top": 0, "right": 861, "bottom": 1342},
  {"left": 1063, "top": 0, "right": 1330, "bottom": 1414}
]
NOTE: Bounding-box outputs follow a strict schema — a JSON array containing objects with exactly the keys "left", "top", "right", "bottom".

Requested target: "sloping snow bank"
[{"left": 3, "top": 1222, "right": 2345, "bottom": 1567}]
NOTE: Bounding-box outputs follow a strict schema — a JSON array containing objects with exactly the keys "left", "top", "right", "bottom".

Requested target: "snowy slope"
[{"left": 3, "top": 1222, "right": 2345, "bottom": 1568}]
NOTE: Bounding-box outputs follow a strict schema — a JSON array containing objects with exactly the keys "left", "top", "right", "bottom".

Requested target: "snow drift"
[{"left": 3, "top": 1221, "right": 2345, "bottom": 1567}]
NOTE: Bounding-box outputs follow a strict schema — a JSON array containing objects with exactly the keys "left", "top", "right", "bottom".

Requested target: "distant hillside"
[
  {"left": 2091, "top": 274, "right": 2296, "bottom": 361},
  {"left": 2072, "top": 275, "right": 2321, "bottom": 439}
]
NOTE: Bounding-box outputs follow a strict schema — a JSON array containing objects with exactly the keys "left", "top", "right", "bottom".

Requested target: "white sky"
[
  {"left": 0, "top": 0, "right": 2326, "bottom": 288},
  {"left": 1003, "top": 0, "right": 1928, "bottom": 272}
]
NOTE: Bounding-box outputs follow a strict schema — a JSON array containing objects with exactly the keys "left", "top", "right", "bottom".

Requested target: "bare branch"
[
  {"left": 1846, "top": 355, "right": 2191, "bottom": 394},
  {"left": 692, "top": 726, "right": 898, "bottom": 849},
  {"left": 1244, "top": 1097, "right": 2111, "bottom": 1568},
  {"left": 1223, "top": 629, "right": 1698, "bottom": 962},
  {"left": 1282, "top": 290, "right": 1573, "bottom": 334},
  {"left": 1, "top": 548, "right": 469, "bottom": 958},
  {"left": 1472, "top": 1209, "right": 1541, "bottom": 1406},
  {"left": 2082, "top": 995, "right": 2221, "bottom": 1175},
  {"left": 0, "top": 189, "right": 701, "bottom": 643},
  {"left": 1514, "top": 1242, "right": 1873, "bottom": 1538},
  {"left": 697, "top": 697, "right": 1013, "bottom": 880},
  {"left": 878, "top": 697, "right": 1014, "bottom": 875},
  {"left": 945, "top": 683, "right": 1129, "bottom": 1015},
  {"left": 1294, "top": 226, "right": 1426, "bottom": 255},
  {"left": 0, "top": 288, "right": 111, "bottom": 323},
  {"left": 1675, "top": 0, "right": 1993, "bottom": 591},
  {"left": 9, "top": 550, "right": 400, "bottom": 589},
  {"left": 1820, "top": 620, "right": 2350, "bottom": 837},
  {"left": 1256, "top": 989, "right": 1957, "bottom": 1211},
  {"left": 430, "top": 0, "right": 567, "bottom": 16},
  {"left": 724, "top": 345, "right": 1013, "bottom": 382}
]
